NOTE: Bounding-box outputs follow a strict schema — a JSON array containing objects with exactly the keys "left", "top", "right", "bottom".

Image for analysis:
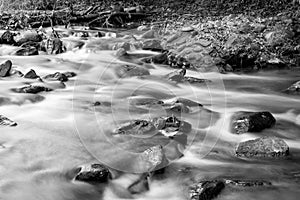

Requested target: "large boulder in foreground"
[
  {"left": 0, "top": 115, "right": 17, "bottom": 127},
  {"left": 74, "top": 163, "right": 112, "bottom": 183},
  {"left": 0, "top": 60, "right": 12, "bottom": 77},
  {"left": 231, "top": 111, "right": 276, "bottom": 134},
  {"left": 284, "top": 81, "right": 300, "bottom": 95},
  {"left": 236, "top": 136, "right": 289, "bottom": 158},
  {"left": 190, "top": 180, "right": 225, "bottom": 200}
]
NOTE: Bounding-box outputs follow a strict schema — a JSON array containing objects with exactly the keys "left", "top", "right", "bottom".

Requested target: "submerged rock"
[
  {"left": 11, "top": 85, "right": 53, "bottom": 94},
  {"left": 236, "top": 136, "right": 289, "bottom": 158},
  {"left": 128, "top": 174, "right": 150, "bottom": 194},
  {"left": 0, "top": 60, "right": 12, "bottom": 77},
  {"left": 114, "top": 120, "right": 156, "bottom": 136},
  {"left": 24, "top": 69, "right": 39, "bottom": 79},
  {"left": 44, "top": 72, "right": 68, "bottom": 82},
  {"left": 0, "top": 115, "right": 17, "bottom": 127},
  {"left": 183, "top": 76, "right": 211, "bottom": 84},
  {"left": 139, "top": 145, "right": 166, "bottom": 172},
  {"left": 190, "top": 180, "right": 225, "bottom": 200},
  {"left": 115, "top": 65, "right": 150, "bottom": 78},
  {"left": 75, "top": 163, "right": 112, "bottom": 183},
  {"left": 171, "top": 97, "right": 203, "bottom": 107},
  {"left": 225, "top": 179, "right": 272, "bottom": 187},
  {"left": 284, "top": 81, "right": 300, "bottom": 95},
  {"left": 231, "top": 111, "right": 276, "bottom": 134}
]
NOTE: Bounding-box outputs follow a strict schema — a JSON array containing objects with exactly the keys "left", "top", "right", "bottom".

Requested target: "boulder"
[
  {"left": 11, "top": 85, "right": 53, "bottom": 94},
  {"left": 140, "top": 30, "right": 156, "bottom": 39},
  {"left": 183, "top": 77, "right": 211, "bottom": 84},
  {"left": 115, "top": 65, "right": 150, "bottom": 78},
  {"left": 171, "top": 98, "right": 202, "bottom": 107},
  {"left": 138, "top": 145, "right": 166, "bottom": 172},
  {"left": 0, "top": 60, "right": 12, "bottom": 77},
  {"left": 142, "top": 39, "right": 163, "bottom": 51},
  {"left": 24, "top": 69, "right": 39, "bottom": 79},
  {"left": 63, "top": 72, "right": 77, "bottom": 78},
  {"left": 44, "top": 72, "right": 68, "bottom": 82},
  {"left": 15, "top": 32, "right": 43, "bottom": 46},
  {"left": 231, "top": 111, "right": 276, "bottom": 134},
  {"left": 112, "top": 42, "right": 131, "bottom": 51},
  {"left": 236, "top": 136, "right": 289, "bottom": 158},
  {"left": 115, "top": 48, "right": 127, "bottom": 57},
  {"left": 284, "top": 81, "right": 300, "bottom": 94},
  {"left": 0, "top": 31, "right": 16, "bottom": 45},
  {"left": 0, "top": 115, "right": 17, "bottom": 127},
  {"left": 128, "top": 174, "right": 150, "bottom": 194},
  {"left": 74, "top": 163, "right": 112, "bottom": 183},
  {"left": 190, "top": 180, "right": 225, "bottom": 200}
]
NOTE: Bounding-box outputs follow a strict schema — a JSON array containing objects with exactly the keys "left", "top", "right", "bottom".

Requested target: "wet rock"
[
  {"left": 62, "top": 39, "right": 85, "bottom": 51},
  {"left": 137, "top": 25, "right": 149, "bottom": 31},
  {"left": 138, "top": 145, "right": 166, "bottom": 172},
  {"left": 9, "top": 69, "right": 23, "bottom": 77},
  {"left": 15, "top": 46, "right": 39, "bottom": 56},
  {"left": 11, "top": 85, "right": 53, "bottom": 94},
  {"left": 50, "top": 38, "right": 65, "bottom": 54},
  {"left": 231, "top": 111, "right": 276, "bottom": 134},
  {"left": 165, "top": 68, "right": 186, "bottom": 82},
  {"left": 63, "top": 72, "right": 77, "bottom": 78},
  {"left": 0, "top": 115, "right": 17, "bottom": 127},
  {"left": 284, "top": 81, "right": 300, "bottom": 95},
  {"left": 225, "top": 179, "right": 272, "bottom": 187},
  {"left": 0, "top": 31, "right": 16, "bottom": 45},
  {"left": 171, "top": 98, "right": 203, "bottom": 107},
  {"left": 115, "top": 48, "right": 127, "bottom": 57},
  {"left": 190, "top": 180, "right": 225, "bottom": 200},
  {"left": 144, "top": 52, "right": 168, "bottom": 64},
  {"left": 128, "top": 174, "right": 150, "bottom": 194},
  {"left": 0, "top": 60, "right": 12, "bottom": 77},
  {"left": 75, "top": 163, "right": 112, "bottom": 183},
  {"left": 165, "top": 103, "right": 190, "bottom": 113},
  {"left": 129, "top": 97, "right": 164, "bottom": 108},
  {"left": 15, "top": 32, "right": 43, "bottom": 46},
  {"left": 142, "top": 39, "right": 163, "bottom": 51},
  {"left": 152, "top": 116, "right": 192, "bottom": 138},
  {"left": 44, "top": 72, "right": 68, "bottom": 82},
  {"left": 24, "top": 69, "right": 39, "bottom": 79},
  {"left": 115, "top": 65, "right": 150, "bottom": 78},
  {"left": 114, "top": 120, "right": 156, "bottom": 136},
  {"left": 112, "top": 42, "right": 131, "bottom": 51},
  {"left": 183, "top": 77, "right": 211, "bottom": 84},
  {"left": 140, "top": 30, "right": 156, "bottom": 39},
  {"left": 236, "top": 136, "right": 289, "bottom": 158}
]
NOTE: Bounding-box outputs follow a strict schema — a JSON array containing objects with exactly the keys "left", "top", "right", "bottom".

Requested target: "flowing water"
[{"left": 0, "top": 27, "right": 300, "bottom": 200}]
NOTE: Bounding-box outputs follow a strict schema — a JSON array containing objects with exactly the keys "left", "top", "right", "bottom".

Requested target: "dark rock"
[
  {"left": 24, "top": 69, "right": 39, "bottom": 79},
  {"left": 44, "top": 72, "right": 68, "bottom": 82},
  {"left": 149, "top": 52, "right": 169, "bottom": 64},
  {"left": 15, "top": 46, "right": 39, "bottom": 56},
  {"left": 128, "top": 174, "right": 150, "bottom": 194},
  {"left": 75, "top": 163, "right": 112, "bottom": 183},
  {"left": 0, "top": 60, "right": 12, "bottom": 77},
  {"left": 0, "top": 115, "right": 17, "bottom": 127},
  {"left": 11, "top": 85, "right": 53, "bottom": 94},
  {"left": 114, "top": 120, "right": 156, "bottom": 135},
  {"left": 231, "top": 111, "right": 276, "bottom": 134},
  {"left": 51, "top": 38, "right": 65, "bottom": 54},
  {"left": 115, "top": 65, "right": 150, "bottom": 78},
  {"left": 165, "top": 68, "right": 186, "bottom": 82},
  {"left": 190, "top": 180, "right": 225, "bottom": 200},
  {"left": 63, "top": 72, "right": 77, "bottom": 78},
  {"left": 284, "top": 81, "right": 300, "bottom": 95},
  {"left": 115, "top": 48, "right": 127, "bottom": 57},
  {"left": 0, "top": 31, "right": 16, "bottom": 45},
  {"left": 94, "top": 101, "right": 101, "bottom": 106},
  {"left": 172, "top": 98, "right": 203, "bottom": 107},
  {"left": 236, "top": 136, "right": 289, "bottom": 158},
  {"left": 225, "top": 179, "right": 272, "bottom": 187}
]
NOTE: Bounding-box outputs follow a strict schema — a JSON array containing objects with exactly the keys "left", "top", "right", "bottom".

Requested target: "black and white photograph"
[{"left": 0, "top": 0, "right": 299, "bottom": 199}]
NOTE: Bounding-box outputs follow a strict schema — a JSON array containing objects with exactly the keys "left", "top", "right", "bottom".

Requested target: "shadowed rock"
[
  {"left": 165, "top": 68, "right": 186, "bottom": 82},
  {"left": 225, "top": 179, "right": 272, "bottom": 187},
  {"left": 0, "top": 60, "right": 12, "bottom": 77},
  {"left": 11, "top": 85, "right": 53, "bottom": 94},
  {"left": 183, "top": 76, "right": 211, "bottom": 84},
  {"left": 15, "top": 46, "right": 39, "bottom": 56},
  {"left": 75, "top": 163, "right": 112, "bottom": 183},
  {"left": 0, "top": 31, "right": 16, "bottom": 45},
  {"left": 231, "top": 111, "right": 276, "bottom": 134},
  {"left": 0, "top": 115, "right": 17, "bottom": 127},
  {"left": 15, "top": 32, "right": 43, "bottom": 46},
  {"left": 236, "top": 136, "right": 289, "bottom": 158},
  {"left": 24, "top": 69, "right": 39, "bottom": 79},
  {"left": 190, "top": 180, "right": 225, "bottom": 200}
]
